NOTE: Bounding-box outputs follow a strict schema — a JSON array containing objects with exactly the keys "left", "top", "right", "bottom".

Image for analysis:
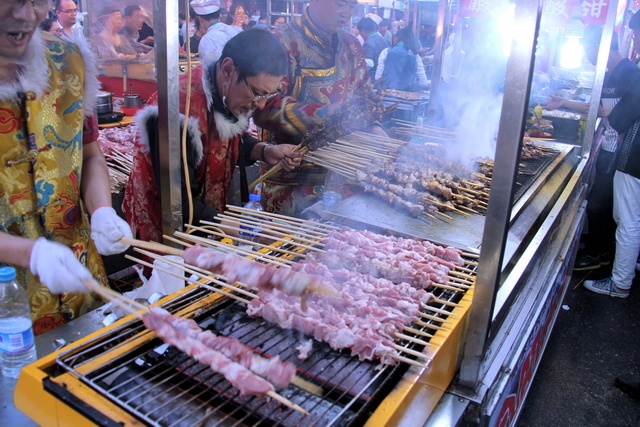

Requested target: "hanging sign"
[
  {"left": 459, "top": 0, "right": 495, "bottom": 18},
  {"left": 542, "top": 0, "right": 580, "bottom": 27},
  {"left": 581, "top": 0, "right": 610, "bottom": 25}
]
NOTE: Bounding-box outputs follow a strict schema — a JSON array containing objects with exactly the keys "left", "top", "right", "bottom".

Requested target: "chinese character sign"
[
  {"left": 581, "top": 0, "right": 610, "bottom": 25},
  {"left": 542, "top": 0, "right": 579, "bottom": 26},
  {"left": 459, "top": 0, "right": 504, "bottom": 18}
]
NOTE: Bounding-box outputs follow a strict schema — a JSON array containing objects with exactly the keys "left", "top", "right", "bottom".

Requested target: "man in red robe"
[
  {"left": 123, "top": 29, "right": 300, "bottom": 244},
  {"left": 254, "top": 0, "right": 386, "bottom": 217}
]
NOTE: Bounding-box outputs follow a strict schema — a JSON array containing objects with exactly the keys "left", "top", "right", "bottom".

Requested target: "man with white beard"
[
  {"left": 0, "top": 0, "right": 132, "bottom": 335},
  {"left": 123, "top": 29, "right": 301, "bottom": 244}
]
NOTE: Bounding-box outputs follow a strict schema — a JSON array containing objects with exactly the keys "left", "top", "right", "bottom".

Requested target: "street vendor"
[
  {"left": 253, "top": 0, "right": 386, "bottom": 217},
  {"left": 0, "top": 1, "right": 132, "bottom": 335},
  {"left": 122, "top": 29, "right": 301, "bottom": 244}
]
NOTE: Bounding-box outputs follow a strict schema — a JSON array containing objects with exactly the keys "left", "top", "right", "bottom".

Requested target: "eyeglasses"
[
  {"left": 57, "top": 8, "right": 79, "bottom": 14},
  {"left": 242, "top": 77, "right": 280, "bottom": 103},
  {"left": 5, "top": 0, "right": 51, "bottom": 13}
]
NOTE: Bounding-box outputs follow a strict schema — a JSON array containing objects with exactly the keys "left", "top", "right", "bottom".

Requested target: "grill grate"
[{"left": 53, "top": 248, "right": 475, "bottom": 426}]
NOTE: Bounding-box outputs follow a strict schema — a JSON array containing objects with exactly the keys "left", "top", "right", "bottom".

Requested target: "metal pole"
[
  {"left": 154, "top": 1, "right": 183, "bottom": 240},
  {"left": 458, "top": 0, "right": 542, "bottom": 389}
]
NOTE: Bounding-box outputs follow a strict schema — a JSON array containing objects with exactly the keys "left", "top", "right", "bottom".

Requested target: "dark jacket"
[
  {"left": 382, "top": 44, "right": 418, "bottom": 92},
  {"left": 364, "top": 33, "right": 389, "bottom": 81},
  {"left": 608, "top": 58, "right": 640, "bottom": 178}
]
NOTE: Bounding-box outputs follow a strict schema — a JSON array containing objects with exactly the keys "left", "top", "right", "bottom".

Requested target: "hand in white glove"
[
  {"left": 29, "top": 238, "right": 92, "bottom": 294},
  {"left": 90, "top": 206, "right": 132, "bottom": 255}
]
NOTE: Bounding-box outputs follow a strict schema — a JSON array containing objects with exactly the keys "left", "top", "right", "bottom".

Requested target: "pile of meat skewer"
[
  {"left": 97, "top": 126, "right": 136, "bottom": 193},
  {"left": 235, "top": 226, "right": 468, "bottom": 366},
  {"left": 355, "top": 143, "right": 489, "bottom": 218}
]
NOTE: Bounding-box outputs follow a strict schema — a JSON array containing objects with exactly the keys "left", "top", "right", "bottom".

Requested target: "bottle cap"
[
  {"left": 249, "top": 193, "right": 261, "bottom": 201},
  {"left": 0, "top": 266, "right": 17, "bottom": 281}
]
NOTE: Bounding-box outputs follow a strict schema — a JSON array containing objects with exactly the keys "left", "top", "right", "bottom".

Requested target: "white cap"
[
  {"left": 365, "top": 13, "right": 382, "bottom": 25},
  {"left": 190, "top": 0, "right": 221, "bottom": 15}
]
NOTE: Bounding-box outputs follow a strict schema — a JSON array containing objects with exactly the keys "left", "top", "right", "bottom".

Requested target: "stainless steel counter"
[{"left": 1, "top": 306, "right": 110, "bottom": 425}]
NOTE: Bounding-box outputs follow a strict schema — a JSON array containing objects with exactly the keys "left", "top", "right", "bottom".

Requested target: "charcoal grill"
[{"left": 15, "top": 229, "right": 476, "bottom": 426}]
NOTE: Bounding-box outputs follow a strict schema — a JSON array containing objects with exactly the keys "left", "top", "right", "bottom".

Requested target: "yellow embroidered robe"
[{"left": 0, "top": 33, "right": 105, "bottom": 335}]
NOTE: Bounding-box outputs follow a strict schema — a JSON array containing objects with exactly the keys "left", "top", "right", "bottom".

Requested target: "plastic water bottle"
[
  {"left": 323, "top": 171, "right": 344, "bottom": 208},
  {"left": 239, "top": 193, "right": 263, "bottom": 244},
  {"left": 0, "top": 266, "right": 37, "bottom": 378}
]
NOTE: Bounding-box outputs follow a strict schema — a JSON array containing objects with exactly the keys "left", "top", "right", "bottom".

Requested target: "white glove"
[
  {"left": 29, "top": 238, "right": 92, "bottom": 294},
  {"left": 90, "top": 206, "right": 132, "bottom": 255}
]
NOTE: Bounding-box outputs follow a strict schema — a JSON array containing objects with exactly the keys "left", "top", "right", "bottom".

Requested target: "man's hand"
[
  {"left": 264, "top": 144, "right": 302, "bottom": 171},
  {"left": 90, "top": 207, "right": 133, "bottom": 255},
  {"left": 29, "top": 238, "right": 92, "bottom": 294}
]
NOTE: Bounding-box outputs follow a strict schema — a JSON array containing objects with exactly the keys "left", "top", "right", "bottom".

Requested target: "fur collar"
[
  {"left": 214, "top": 110, "right": 249, "bottom": 141},
  {"left": 202, "top": 62, "right": 250, "bottom": 140},
  {"left": 65, "top": 30, "right": 100, "bottom": 115},
  {"left": 134, "top": 105, "right": 204, "bottom": 166}
]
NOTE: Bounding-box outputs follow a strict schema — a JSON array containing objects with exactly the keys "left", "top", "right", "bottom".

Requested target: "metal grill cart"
[{"left": 8, "top": 0, "right": 620, "bottom": 426}]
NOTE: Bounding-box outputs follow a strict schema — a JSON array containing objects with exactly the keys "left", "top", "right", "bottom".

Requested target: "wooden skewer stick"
[
  {"left": 126, "top": 257, "right": 323, "bottom": 401},
  {"left": 395, "top": 332, "right": 432, "bottom": 347},
  {"left": 180, "top": 226, "right": 307, "bottom": 258},
  {"left": 423, "top": 306, "right": 457, "bottom": 317},
  {"left": 430, "top": 282, "right": 466, "bottom": 292},
  {"left": 266, "top": 390, "right": 310, "bottom": 416},
  {"left": 423, "top": 212, "right": 439, "bottom": 221},
  {"left": 455, "top": 204, "right": 481, "bottom": 215},
  {"left": 193, "top": 219, "right": 324, "bottom": 253},
  {"left": 414, "top": 319, "right": 446, "bottom": 331},
  {"left": 133, "top": 248, "right": 259, "bottom": 301},
  {"left": 435, "top": 211, "right": 454, "bottom": 220},
  {"left": 125, "top": 254, "right": 253, "bottom": 306},
  {"left": 393, "top": 344, "right": 431, "bottom": 360},
  {"left": 210, "top": 214, "right": 326, "bottom": 244},
  {"left": 448, "top": 270, "right": 476, "bottom": 282},
  {"left": 227, "top": 205, "right": 339, "bottom": 232},
  {"left": 431, "top": 298, "right": 462, "bottom": 308},
  {"left": 82, "top": 278, "right": 147, "bottom": 317},
  {"left": 162, "top": 234, "right": 195, "bottom": 249},
  {"left": 121, "top": 237, "right": 184, "bottom": 256},
  {"left": 420, "top": 313, "right": 452, "bottom": 324},
  {"left": 173, "top": 232, "right": 294, "bottom": 268},
  {"left": 443, "top": 280, "right": 472, "bottom": 290},
  {"left": 389, "top": 353, "right": 426, "bottom": 368},
  {"left": 248, "top": 145, "right": 309, "bottom": 191},
  {"left": 404, "top": 326, "right": 435, "bottom": 337},
  {"left": 404, "top": 326, "right": 434, "bottom": 338}
]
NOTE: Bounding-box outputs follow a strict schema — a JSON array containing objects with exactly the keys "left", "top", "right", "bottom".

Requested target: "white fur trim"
[
  {"left": 186, "top": 116, "right": 204, "bottom": 166},
  {"left": 134, "top": 105, "right": 204, "bottom": 166},
  {"left": 0, "top": 32, "right": 48, "bottom": 102},
  {"left": 214, "top": 110, "right": 249, "bottom": 141},
  {"left": 134, "top": 105, "right": 158, "bottom": 153},
  {"left": 66, "top": 31, "right": 100, "bottom": 115},
  {"left": 203, "top": 65, "right": 214, "bottom": 111}
]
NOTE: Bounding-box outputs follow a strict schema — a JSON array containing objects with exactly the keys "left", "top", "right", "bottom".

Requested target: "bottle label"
[{"left": 0, "top": 327, "right": 35, "bottom": 355}]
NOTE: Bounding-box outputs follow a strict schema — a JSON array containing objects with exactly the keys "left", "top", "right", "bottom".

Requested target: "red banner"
[
  {"left": 581, "top": 0, "right": 611, "bottom": 25},
  {"left": 542, "top": 0, "right": 580, "bottom": 27}
]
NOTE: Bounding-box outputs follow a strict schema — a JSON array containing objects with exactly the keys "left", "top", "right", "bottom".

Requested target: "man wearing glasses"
[
  {"left": 0, "top": 0, "right": 132, "bottom": 334},
  {"left": 55, "top": 0, "right": 81, "bottom": 38},
  {"left": 122, "top": 29, "right": 301, "bottom": 245}
]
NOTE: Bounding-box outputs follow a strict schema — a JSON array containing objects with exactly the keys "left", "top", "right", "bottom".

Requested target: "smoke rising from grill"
[{"left": 432, "top": 17, "right": 512, "bottom": 167}]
